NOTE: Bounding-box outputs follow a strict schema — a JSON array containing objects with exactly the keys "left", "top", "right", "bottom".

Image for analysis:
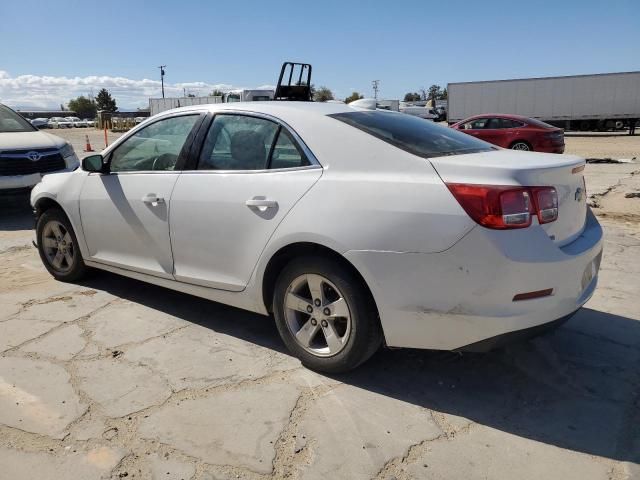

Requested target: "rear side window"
[
  {"left": 330, "top": 111, "right": 494, "bottom": 158},
  {"left": 198, "top": 114, "right": 310, "bottom": 170},
  {"left": 270, "top": 129, "right": 309, "bottom": 169},
  {"left": 526, "top": 117, "right": 556, "bottom": 129},
  {"left": 500, "top": 118, "right": 525, "bottom": 128}
]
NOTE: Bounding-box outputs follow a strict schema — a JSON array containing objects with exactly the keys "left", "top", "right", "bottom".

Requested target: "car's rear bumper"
[
  {"left": 345, "top": 208, "right": 603, "bottom": 350},
  {"left": 455, "top": 310, "right": 577, "bottom": 352}
]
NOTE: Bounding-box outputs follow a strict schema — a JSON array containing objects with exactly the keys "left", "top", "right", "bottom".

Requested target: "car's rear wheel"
[
  {"left": 511, "top": 141, "right": 531, "bottom": 151},
  {"left": 36, "top": 208, "right": 87, "bottom": 282},
  {"left": 273, "top": 256, "right": 382, "bottom": 373}
]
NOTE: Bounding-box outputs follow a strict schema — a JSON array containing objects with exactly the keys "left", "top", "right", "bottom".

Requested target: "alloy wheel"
[
  {"left": 41, "top": 220, "right": 75, "bottom": 273},
  {"left": 283, "top": 273, "right": 352, "bottom": 357},
  {"left": 512, "top": 142, "right": 530, "bottom": 151}
]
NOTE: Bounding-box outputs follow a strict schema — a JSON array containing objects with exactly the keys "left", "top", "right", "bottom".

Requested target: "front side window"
[
  {"left": 109, "top": 114, "right": 199, "bottom": 172},
  {"left": 0, "top": 105, "right": 36, "bottom": 133},
  {"left": 462, "top": 118, "right": 489, "bottom": 130},
  {"left": 198, "top": 115, "right": 279, "bottom": 170},
  {"left": 330, "top": 111, "right": 493, "bottom": 159}
]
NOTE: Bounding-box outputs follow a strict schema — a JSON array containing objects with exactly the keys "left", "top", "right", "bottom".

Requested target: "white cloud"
[{"left": 0, "top": 70, "right": 275, "bottom": 110}]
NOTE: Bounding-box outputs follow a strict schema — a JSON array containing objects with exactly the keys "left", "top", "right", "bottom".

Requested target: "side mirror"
[{"left": 82, "top": 154, "right": 106, "bottom": 173}]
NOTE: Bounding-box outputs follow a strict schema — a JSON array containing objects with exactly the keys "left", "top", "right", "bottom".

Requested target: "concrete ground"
[{"left": 1, "top": 136, "right": 639, "bottom": 479}]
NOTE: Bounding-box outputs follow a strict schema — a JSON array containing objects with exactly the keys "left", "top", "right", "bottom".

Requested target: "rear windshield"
[
  {"left": 329, "top": 111, "right": 494, "bottom": 158},
  {"left": 526, "top": 117, "right": 557, "bottom": 129},
  {"left": 0, "top": 105, "right": 36, "bottom": 133}
]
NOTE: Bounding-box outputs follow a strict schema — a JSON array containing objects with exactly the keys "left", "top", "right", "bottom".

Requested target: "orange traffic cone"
[{"left": 84, "top": 134, "right": 94, "bottom": 152}]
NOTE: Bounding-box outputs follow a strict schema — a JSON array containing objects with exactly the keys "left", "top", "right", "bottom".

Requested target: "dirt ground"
[
  {"left": 1, "top": 131, "right": 639, "bottom": 479},
  {"left": 564, "top": 133, "right": 640, "bottom": 160}
]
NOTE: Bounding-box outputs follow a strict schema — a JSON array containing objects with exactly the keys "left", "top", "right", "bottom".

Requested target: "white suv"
[{"left": 0, "top": 104, "right": 80, "bottom": 194}]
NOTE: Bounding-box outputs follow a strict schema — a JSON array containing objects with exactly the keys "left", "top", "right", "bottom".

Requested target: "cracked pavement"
[{"left": 1, "top": 163, "right": 639, "bottom": 479}]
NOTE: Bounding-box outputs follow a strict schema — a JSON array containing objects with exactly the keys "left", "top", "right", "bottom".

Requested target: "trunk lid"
[{"left": 430, "top": 150, "right": 587, "bottom": 246}]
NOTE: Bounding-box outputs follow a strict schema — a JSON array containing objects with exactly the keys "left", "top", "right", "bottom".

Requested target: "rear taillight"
[
  {"left": 531, "top": 187, "right": 558, "bottom": 224},
  {"left": 446, "top": 183, "right": 558, "bottom": 230}
]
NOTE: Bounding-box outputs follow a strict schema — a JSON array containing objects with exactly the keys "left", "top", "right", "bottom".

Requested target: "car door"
[
  {"left": 79, "top": 112, "right": 203, "bottom": 278},
  {"left": 170, "top": 112, "right": 322, "bottom": 291},
  {"left": 479, "top": 117, "right": 506, "bottom": 147}
]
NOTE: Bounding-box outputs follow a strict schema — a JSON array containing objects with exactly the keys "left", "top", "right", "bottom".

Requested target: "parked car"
[
  {"left": 31, "top": 102, "right": 602, "bottom": 373},
  {"left": 84, "top": 118, "right": 96, "bottom": 127},
  {"left": 30, "top": 118, "right": 50, "bottom": 129},
  {"left": 0, "top": 104, "right": 80, "bottom": 194},
  {"left": 65, "top": 116, "right": 87, "bottom": 128},
  {"left": 435, "top": 106, "right": 447, "bottom": 122},
  {"left": 48, "top": 117, "right": 72, "bottom": 129},
  {"left": 451, "top": 114, "right": 565, "bottom": 153}
]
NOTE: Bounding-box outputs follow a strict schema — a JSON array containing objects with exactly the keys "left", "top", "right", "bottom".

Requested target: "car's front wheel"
[
  {"left": 273, "top": 256, "right": 382, "bottom": 373},
  {"left": 36, "top": 208, "right": 88, "bottom": 282}
]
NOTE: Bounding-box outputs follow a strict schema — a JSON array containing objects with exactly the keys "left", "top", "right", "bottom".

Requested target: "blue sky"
[{"left": 0, "top": 0, "right": 638, "bottom": 108}]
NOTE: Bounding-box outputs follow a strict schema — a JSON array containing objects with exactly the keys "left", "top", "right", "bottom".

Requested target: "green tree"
[
  {"left": 440, "top": 87, "right": 448, "bottom": 100},
  {"left": 68, "top": 96, "right": 97, "bottom": 118},
  {"left": 428, "top": 84, "right": 442, "bottom": 104},
  {"left": 403, "top": 92, "right": 421, "bottom": 102},
  {"left": 344, "top": 91, "right": 364, "bottom": 103},
  {"left": 313, "top": 86, "right": 334, "bottom": 102},
  {"left": 209, "top": 89, "right": 224, "bottom": 97},
  {"left": 95, "top": 88, "right": 117, "bottom": 112},
  {"left": 186, "top": 93, "right": 196, "bottom": 98}
]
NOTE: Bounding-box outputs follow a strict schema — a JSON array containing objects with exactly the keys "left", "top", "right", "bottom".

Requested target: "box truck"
[{"left": 448, "top": 71, "right": 640, "bottom": 131}]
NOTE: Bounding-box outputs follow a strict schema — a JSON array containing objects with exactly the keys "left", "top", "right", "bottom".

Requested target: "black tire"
[
  {"left": 510, "top": 141, "right": 532, "bottom": 151},
  {"left": 36, "top": 208, "right": 88, "bottom": 282},
  {"left": 273, "top": 256, "right": 382, "bottom": 373}
]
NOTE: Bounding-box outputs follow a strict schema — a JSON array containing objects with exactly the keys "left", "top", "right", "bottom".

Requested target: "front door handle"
[
  {"left": 142, "top": 194, "right": 165, "bottom": 205},
  {"left": 245, "top": 198, "right": 278, "bottom": 210}
]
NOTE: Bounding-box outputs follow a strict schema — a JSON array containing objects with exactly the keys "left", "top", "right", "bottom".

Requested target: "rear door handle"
[
  {"left": 142, "top": 194, "right": 165, "bottom": 205},
  {"left": 245, "top": 198, "right": 278, "bottom": 209}
]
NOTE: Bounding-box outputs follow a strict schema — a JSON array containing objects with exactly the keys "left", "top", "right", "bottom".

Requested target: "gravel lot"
[{"left": 1, "top": 130, "right": 639, "bottom": 479}]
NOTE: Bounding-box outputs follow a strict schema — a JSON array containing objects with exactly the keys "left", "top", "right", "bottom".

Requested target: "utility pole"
[
  {"left": 158, "top": 65, "right": 166, "bottom": 98},
  {"left": 372, "top": 80, "right": 380, "bottom": 100}
]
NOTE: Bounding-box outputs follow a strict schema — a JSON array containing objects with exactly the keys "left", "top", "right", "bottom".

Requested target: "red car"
[{"left": 451, "top": 114, "right": 565, "bottom": 153}]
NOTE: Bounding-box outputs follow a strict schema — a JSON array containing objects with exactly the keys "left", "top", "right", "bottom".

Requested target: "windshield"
[
  {"left": 330, "top": 111, "right": 495, "bottom": 158},
  {"left": 0, "top": 105, "right": 36, "bottom": 133}
]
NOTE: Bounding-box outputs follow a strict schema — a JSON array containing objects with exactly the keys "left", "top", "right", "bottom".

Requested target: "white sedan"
[
  {"left": 30, "top": 102, "right": 603, "bottom": 372},
  {"left": 48, "top": 117, "right": 72, "bottom": 129}
]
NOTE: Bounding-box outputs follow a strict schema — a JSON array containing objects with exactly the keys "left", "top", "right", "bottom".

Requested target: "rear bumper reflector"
[{"left": 512, "top": 288, "right": 554, "bottom": 301}]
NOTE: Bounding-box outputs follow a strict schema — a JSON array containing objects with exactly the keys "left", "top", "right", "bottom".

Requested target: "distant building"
[{"left": 15, "top": 110, "right": 77, "bottom": 119}]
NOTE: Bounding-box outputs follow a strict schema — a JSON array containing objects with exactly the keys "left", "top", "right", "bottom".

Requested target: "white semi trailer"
[{"left": 448, "top": 71, "right": 640, "bottom": 131}]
